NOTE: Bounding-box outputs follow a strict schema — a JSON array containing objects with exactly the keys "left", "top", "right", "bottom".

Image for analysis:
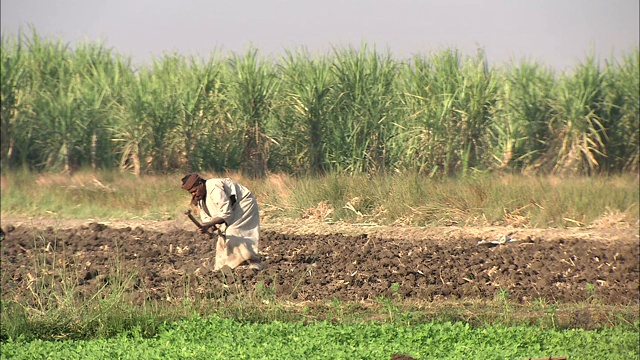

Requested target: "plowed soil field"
[{"left": 1, "top": 218, "right": 638, "bottom": 306}]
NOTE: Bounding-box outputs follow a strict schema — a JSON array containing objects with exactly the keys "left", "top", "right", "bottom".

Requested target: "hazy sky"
[{"left": 2, "top": 0, "right": 638, "bottom": 71}]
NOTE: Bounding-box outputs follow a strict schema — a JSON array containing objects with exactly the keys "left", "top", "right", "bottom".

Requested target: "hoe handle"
[
  {"left": 185, "top": 209, "right": 203, "bottom": 229},
  {"left": 185, "top": 209, "right": 223, "bottom": 236}
]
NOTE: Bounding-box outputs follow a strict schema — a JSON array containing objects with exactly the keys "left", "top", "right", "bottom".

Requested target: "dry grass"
[
  {"left": 303, "top": 201, "right": 334, "bottom": 221},
  {"left": 589, "top": 207, "right": 638, "bottom": 229},
  {"left": 1, "top": 170, "right": 637, "bottom": 230}
]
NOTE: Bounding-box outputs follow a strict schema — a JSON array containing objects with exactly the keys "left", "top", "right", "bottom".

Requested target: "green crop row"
[
  {"left": 2, "top": 315, "right": 638, "bottom": 360},
  {"left": 1, "top": 27, "right": 638, "bottom": 176}
]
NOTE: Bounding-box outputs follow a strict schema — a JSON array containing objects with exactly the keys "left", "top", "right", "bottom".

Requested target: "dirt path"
[{"left": 2, "top": 215, "right": 637, "bottom": 243}]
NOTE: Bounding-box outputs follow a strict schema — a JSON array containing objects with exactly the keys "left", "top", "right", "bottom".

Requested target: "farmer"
[{"left": 181, "top": 173, "right": 264, "bottom": 271}]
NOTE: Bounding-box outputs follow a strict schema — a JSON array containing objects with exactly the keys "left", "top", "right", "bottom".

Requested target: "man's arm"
[{"left": 200, "top": 217, "right": 226, "bottom": 233}]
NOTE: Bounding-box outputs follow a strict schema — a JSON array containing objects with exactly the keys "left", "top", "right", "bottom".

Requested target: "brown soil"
[{"left": 1, "top": 217, "right": 638, "bottom": 306}]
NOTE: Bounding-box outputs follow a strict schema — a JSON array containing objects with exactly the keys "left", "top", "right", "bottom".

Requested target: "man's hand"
[
  {"left": 200, "top": 217, "right": 226, "bottom": 234},
  {"left": 200, "top": 223, "right": 213, "bottom": 234}
]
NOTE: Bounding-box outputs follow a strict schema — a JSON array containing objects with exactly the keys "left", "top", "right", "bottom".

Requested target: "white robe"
[{"left": 197, "top": 178, "right": 263, "bottom": 270}]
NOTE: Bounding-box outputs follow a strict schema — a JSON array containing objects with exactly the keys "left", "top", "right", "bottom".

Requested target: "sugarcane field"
[{"left": 1, "top": 24, "right": 639, "bottom": 359}]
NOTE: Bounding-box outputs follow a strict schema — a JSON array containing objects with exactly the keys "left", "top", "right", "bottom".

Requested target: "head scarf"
[
  {"left": 181, "top": 173, "right": 202, "bottom": 191},
  {"left": 181, "top": 173, "right": 206, "bottom": 206}
]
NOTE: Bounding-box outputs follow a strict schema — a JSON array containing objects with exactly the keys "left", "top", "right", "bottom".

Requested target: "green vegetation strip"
[{"left": 2, "top": 316, "right": 638, "bottom": 360}]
